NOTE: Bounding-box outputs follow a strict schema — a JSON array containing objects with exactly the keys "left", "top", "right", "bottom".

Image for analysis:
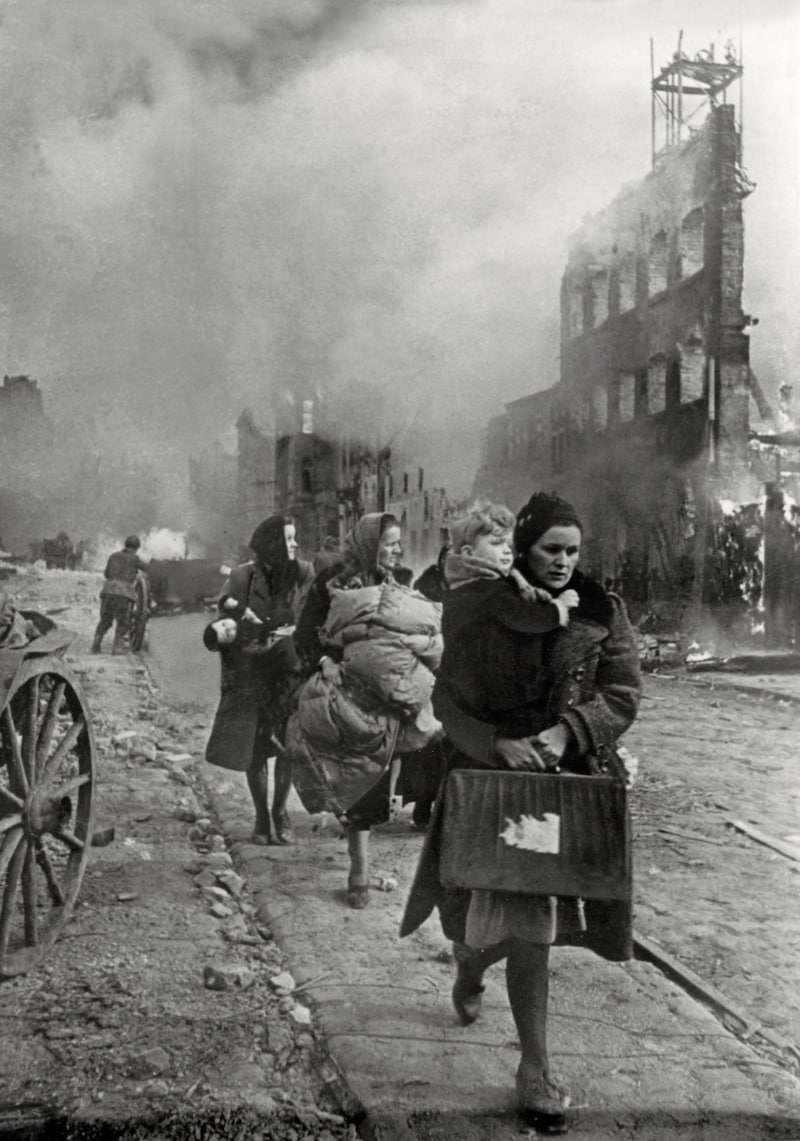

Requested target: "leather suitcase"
[{"left": 439, "top": 769, "right": 630, "bottom": 900}]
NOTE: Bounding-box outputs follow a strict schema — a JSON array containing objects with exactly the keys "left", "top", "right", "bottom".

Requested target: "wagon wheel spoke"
[
  {"left": 41, "top": 717, "right": 86, "bottom": 785},
  {"left": 36, "top": 679, "right": 66, "bottom": 778},
  {"left": 0, "top": 832, "right": 26, "bottom": 958},
  {"left": 34, "top": 841, "right": 65, "bottom": 907},
  {"left": 21, "top": 842, "right": 37, "bottom": 947},
  {"left": 47, "top": 772, "right": 91, "bottom": 799},
  {"left": 0, "top": 826, "right": 22, "bottom": 877},
  {"left": 0, "top": 813, "right": 23, "bottom": 835},
  {"left": 0, "top": 708, "right": 29, "bottom": 797},
  {"left": 52, "top": 829, "right": 85, "bottom": 853},
  {"left": 22, "top": 675, "right": 39, "bottom": 786},
  {"left": 0, "top": 786, "right": 24, "bottom": 811}
]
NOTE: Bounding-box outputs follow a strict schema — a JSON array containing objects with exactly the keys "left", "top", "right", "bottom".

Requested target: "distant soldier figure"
[{"left": 91, "top": 535, "right": 148, "bottom": 655}]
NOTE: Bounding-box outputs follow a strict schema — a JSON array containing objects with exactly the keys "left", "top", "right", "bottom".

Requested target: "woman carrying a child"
[
  {"left": 204, "top": 516, "right": 315, "bottom": 845},
  {"left": 290, "top": 512, "right": 442, "bottom": 908},
  {"left": 401, "top": 493, "right": 641, "bottom": 1135}
]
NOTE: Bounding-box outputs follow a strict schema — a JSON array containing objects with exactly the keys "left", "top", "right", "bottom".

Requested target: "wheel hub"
[{"left": 24, "top": 793, "right": 72, "bottom": 837}]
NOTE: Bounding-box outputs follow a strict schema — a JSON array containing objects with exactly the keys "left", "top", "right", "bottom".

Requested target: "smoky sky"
[{"left": 1, "top": 0, "right": 798, "bottom": 515}]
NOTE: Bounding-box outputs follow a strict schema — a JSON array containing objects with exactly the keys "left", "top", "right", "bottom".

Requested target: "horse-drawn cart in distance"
[{"left": 0, "top": 611, "right": 95, "bottom": 977}]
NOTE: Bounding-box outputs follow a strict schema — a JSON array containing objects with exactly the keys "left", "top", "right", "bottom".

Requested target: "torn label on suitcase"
[{"left": 499, "top": 812, "right": 560, "bottom": 853}]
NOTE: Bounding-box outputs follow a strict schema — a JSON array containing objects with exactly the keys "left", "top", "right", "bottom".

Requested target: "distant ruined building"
[
  {"left": 473, "top": 46, "right": 796, "bottom": 636},
  {"left": 190, "top": 392, "right": 394, "bottom": 560},
  {"left": 0, "top": 375, "right": 54, "bottom": 550}
]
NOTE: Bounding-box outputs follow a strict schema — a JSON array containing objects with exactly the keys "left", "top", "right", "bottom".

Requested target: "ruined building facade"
[
  {"left": 475, "top": 104, "right": 760, "bottom": 623},
  {"left": 189, "top": 397, "right": 393, "bottom": 559}
]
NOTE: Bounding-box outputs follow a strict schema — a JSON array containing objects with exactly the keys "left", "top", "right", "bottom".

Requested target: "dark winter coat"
[
  {"left": 399, "top": 568, "right": 642, "bottom": 960},
  {"left": 436, "top": 569, "right": 640, "bottom": 767},
  {"left": 204, "top": 558, "right": 314, "bottom": 772}
]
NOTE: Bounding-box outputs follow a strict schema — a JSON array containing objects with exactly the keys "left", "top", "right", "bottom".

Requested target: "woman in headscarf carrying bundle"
[
  {"left": 289, "top": 512, "right": 443, "bottom": 908},
  {"left": 204, "top": 515, "right": 315, "bottom": 845},
  {"left": 400, "top": 492, "right": 641, "bottom": 1135}
]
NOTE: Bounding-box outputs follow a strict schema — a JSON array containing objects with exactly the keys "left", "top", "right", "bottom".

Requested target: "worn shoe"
[
  {"left": 452, "top": 970, "right": 485, "bottom": 1026},
  {"left": 272, "top": 808, "right": 295, "bottom": 846},
  {"left": 346, "top": 881, "right": 370, "bottom": 909},
  {"left": 515, "top": 1068, "right": 571, "bottom": 1134}
]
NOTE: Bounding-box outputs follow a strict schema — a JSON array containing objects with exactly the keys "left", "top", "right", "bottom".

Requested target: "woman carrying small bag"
[{"left": 400, "top": 492, "right": 641, "bottom": 1135}]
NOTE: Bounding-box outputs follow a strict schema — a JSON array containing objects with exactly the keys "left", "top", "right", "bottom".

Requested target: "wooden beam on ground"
[
  {"left": 728, "top": 819, "right": 800, "bottom": 864},
  {"left": 633, "top": 932, "right": 793, "bottom": 1054}
]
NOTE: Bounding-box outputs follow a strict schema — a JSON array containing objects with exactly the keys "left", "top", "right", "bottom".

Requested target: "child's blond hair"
[{"left": 448, "top": 500, "right": 515, "bottom": 553}]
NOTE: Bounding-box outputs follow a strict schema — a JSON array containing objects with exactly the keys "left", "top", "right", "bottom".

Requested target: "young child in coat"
[{"left": 436, "top": 501, "right": 578, "bottom": 763}]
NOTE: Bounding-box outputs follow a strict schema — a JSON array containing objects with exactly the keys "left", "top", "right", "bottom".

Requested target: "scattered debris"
[
  {"left": 90, "top": 826, "right": 116, "bottom": 848},
  {"left": 269, "top": 971, "right": 296, "bottom": 995},
  {"left": 202, "top": 963, "right": 256, "bottom": 991}
]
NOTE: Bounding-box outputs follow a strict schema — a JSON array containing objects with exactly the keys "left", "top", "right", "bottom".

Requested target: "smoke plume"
[{"left": 0, "top": 0, "right": 796, "bottom": 541}]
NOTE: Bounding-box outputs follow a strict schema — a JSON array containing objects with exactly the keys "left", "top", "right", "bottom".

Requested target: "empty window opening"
[
  {"left": 679, "top": 208, "right": 704, "bottom": 279},
  {"left": 666, "top": 359, "right": 681, "bottom": 411},
  {"left": 619, "top": 371, "right": 636, "bottom": 423},
  {"left": 649, "top": 231, "right": 669, "bottom": 296}
]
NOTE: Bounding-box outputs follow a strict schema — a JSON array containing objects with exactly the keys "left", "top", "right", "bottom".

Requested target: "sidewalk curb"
[{"left": 672, "top": 670, "right": 800, "bottom": 706}]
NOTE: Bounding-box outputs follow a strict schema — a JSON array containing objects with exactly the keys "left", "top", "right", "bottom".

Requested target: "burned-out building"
[
  {"left": 386, "top": 471, "right": 452, "bottom": 574},
  {"left": 190, "top": 392, "right": 393, "bottom": 559},
  {"left": 0, "top": 375, "right": 55, "bottom": 551},
  {"left": 474, "top": 50, "right": 777, "bottom": 629}
]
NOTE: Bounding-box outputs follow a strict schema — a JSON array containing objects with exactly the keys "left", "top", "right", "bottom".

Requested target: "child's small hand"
[{"left": 553, "top": 589, "right": 579, "bottom": 628}]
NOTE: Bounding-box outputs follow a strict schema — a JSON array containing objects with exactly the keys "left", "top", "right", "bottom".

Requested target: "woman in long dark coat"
[
  {"left": 204, "top": 515, "right": 314, "bottom": 844},
  {"left": 400, "top": 492, "right": 641, "bottom": 1134}
]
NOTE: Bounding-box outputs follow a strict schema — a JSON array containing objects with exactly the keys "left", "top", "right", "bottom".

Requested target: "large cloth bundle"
[{"left": 287, "top": 581, "right": 443, "bottom": 815}]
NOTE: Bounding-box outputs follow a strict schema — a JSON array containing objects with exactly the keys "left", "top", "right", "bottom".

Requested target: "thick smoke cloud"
[{"left": 0, "top": 0, "right": 797, "bottom": 536}]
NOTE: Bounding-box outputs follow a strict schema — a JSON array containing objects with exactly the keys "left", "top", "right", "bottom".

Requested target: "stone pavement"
[{"left": 202, "top": 764, "right": 800, "bottom": 1141}]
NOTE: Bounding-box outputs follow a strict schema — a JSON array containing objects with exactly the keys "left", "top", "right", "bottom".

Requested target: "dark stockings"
[
  {"left": 506, "top": 939, "right": 551, "bottom": 1081},
  {"left": 454, "top": 938, "right": 551, "bottom": 1079},
  {"left": 247, "top": 751, "right": 293, "bottom": 841}
]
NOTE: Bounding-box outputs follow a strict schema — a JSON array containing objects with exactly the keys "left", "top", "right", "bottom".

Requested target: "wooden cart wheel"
[
  {"left": 0, "top": 658, "right": 96, "bottom": 977},
  {"left": 129, "top": 574, "right": 149, "bottom": 653}
]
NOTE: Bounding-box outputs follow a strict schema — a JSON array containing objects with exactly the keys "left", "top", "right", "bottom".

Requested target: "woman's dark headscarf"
[
  {"left": 513, "top": 492, "right": 583, "bottom": 556},
  {"left": 249, "top": 515, "right": 299, "bottom": 592}
]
